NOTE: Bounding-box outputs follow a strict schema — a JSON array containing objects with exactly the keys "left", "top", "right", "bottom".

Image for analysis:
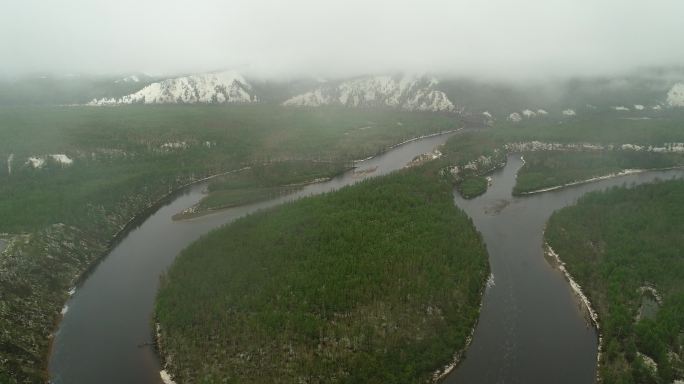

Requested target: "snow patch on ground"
[
  {"left": 160, "top": 142, "right": 189, "bottom": 150},
  {"left": 507, "top": 141, "right": 684, "bottom": 155},
  {"left": 486, "top": 273, "right": 495, "bottom": 289},
  {"left": 406, "top": 149, "right": 443, "bottom": 168},
  {"left": 522, "top": 109, "right": 536, "bottom": 118},
  {"left": 638, "top": 285, "right": 663, "bottom": 304},
  {"left": 25, "top": 155, "right": 74, "bottom": 168},
  {"left": 160, "top": 370, "right": 176, "bottom": 384},
  {"left": 49, "top": 154, "right": 73, "bottom": 165},
  {"left": 520, "top": 169, "right": 645, "bottom": 194},
  {"left": 26, "top": 156, "right": 46, "bottom": 169},
  {"left": 283, "top": 88, "right": 332, "bottom": 107},
  {"left": 508, "top": 112, "right": 522, "bottom": 122},
  {"left": 545, "top": 244, "right": 600, "bottom": 352},
  {"left": 638, "top": 352, "right": 658, "bottom": 374},
  {"left": 667, "top": 83, "right": 684, "bottom": 107},
  {"left": 7, "top": 154, "right": 13, "bottom": 175}
]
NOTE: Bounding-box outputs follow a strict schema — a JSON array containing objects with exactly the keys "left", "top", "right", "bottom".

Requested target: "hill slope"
[
  {"left": 89, "top": 70, "right": 258, "bottom": 105},
  {"left": 283, "top": 75, "right": 459, "bottom": 113}
]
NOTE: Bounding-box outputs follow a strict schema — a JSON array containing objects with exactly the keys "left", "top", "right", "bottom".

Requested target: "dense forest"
[
  {"left": 156, "top": 166, "right": 489, "bottom": 383},
  {"left": 0, "top": 105, "right": 459, "bottom": 231},
  {"left": 546, "top": 180, "right": 684, "bottom": 383}
]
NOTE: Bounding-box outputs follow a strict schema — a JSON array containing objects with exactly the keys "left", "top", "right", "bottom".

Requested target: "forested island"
[
  {"left": 546, "top": 180, "right": 684, "bottom": 383},
  {"left": 155, "top": 166, "right": 489, "bottom": 383}
]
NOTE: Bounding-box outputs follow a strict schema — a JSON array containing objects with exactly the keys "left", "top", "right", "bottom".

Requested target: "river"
[
  {"left": 48, "top": 132, "right": 458, "bottom": 384},
  {"left": 48, "top": 141, "right": 684, "bottom": 384},
  {"left": 445, "top": 154, "right": 684, "bottom": 384}
]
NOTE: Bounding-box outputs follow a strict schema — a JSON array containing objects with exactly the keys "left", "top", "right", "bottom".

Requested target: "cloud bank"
[{"left": 1, "top": 0, "right": 683, "bottom": 80}]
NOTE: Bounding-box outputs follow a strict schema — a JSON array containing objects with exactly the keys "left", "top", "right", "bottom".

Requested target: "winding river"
[
  {"left": 48, "top": 132, "right": 458, "bottom": 384},
  {"left": 48, "top": 137, "right": 684, "bottom": 384},
  {"left": 446, "top": 155, "right": 684, "bottom": 384}
]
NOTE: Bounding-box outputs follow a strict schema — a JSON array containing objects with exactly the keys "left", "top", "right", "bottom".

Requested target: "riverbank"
[
  {"left": 518, "top": 166, "right": 684, "bottom": 195},
  {"left": 352, "top": 128, "right": 463, "bottom": 163},
  {"left": 545, "top": 179, "right": 684, "bottom": 382},
  {"left": 431, "top": 271, "right": 490, "bottom": 383},
  {"left": 544, "top": 243, "right": 603, "bottom": 381},
  {"left": 43, "top": 166, "right": 250, "bottom": 380},
  {"left": 171, "top": 166, "right": 353, "bottom": 221},
  {"left": 513, "top": 149, "right": 684, "bottom": 195}
]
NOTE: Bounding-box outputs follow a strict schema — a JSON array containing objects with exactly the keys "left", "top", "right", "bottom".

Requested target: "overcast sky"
[{"left": 1, "top": 0, "right": 684, "bottom": 80}]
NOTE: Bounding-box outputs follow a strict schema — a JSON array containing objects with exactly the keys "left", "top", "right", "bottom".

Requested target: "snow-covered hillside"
[
  {"left": 283, "top": 75, "right": 459, "bottom": 113},
  {"left": 667, "top": 83, "right": 684, "bottom": 107},
  {"left": 89, "top": 71, "right": 258, "bottom": 105}
]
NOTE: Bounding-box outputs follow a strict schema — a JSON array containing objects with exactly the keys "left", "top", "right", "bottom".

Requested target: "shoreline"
[
  {"left": 517, "top": 165, "right": 684, "bottom": 196},
  {"left": 543, "top": 242, "right": 602, "bottom": 382},
  {"left": 171, "top": 168, "right": 355, "bottom": 222},
  {"left": 431, "top": 241, "right": 491, "bottom": 383},
  {"left": 352, "top": 127, "right": 463, "bottom": 163}
]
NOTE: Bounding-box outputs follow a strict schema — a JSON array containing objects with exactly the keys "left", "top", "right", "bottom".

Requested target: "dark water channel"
[
  {"left": 444, "top": 155, "right": 684, "bottom": 384},
  {"left": 48, "top": 132, "right": 456, "bottom": 384}
]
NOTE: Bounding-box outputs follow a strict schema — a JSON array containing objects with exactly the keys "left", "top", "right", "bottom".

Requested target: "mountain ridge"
[
  {"left": 88, "top": 70, "right": 258, "bottom": 105},
  {"left": 283, "top": 75, "right": 460, "bottom": 113}
]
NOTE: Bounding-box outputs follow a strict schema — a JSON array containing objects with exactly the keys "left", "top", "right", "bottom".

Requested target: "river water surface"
[{"left": 48, "top": 132, "right": 457, "bottom": 384}]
